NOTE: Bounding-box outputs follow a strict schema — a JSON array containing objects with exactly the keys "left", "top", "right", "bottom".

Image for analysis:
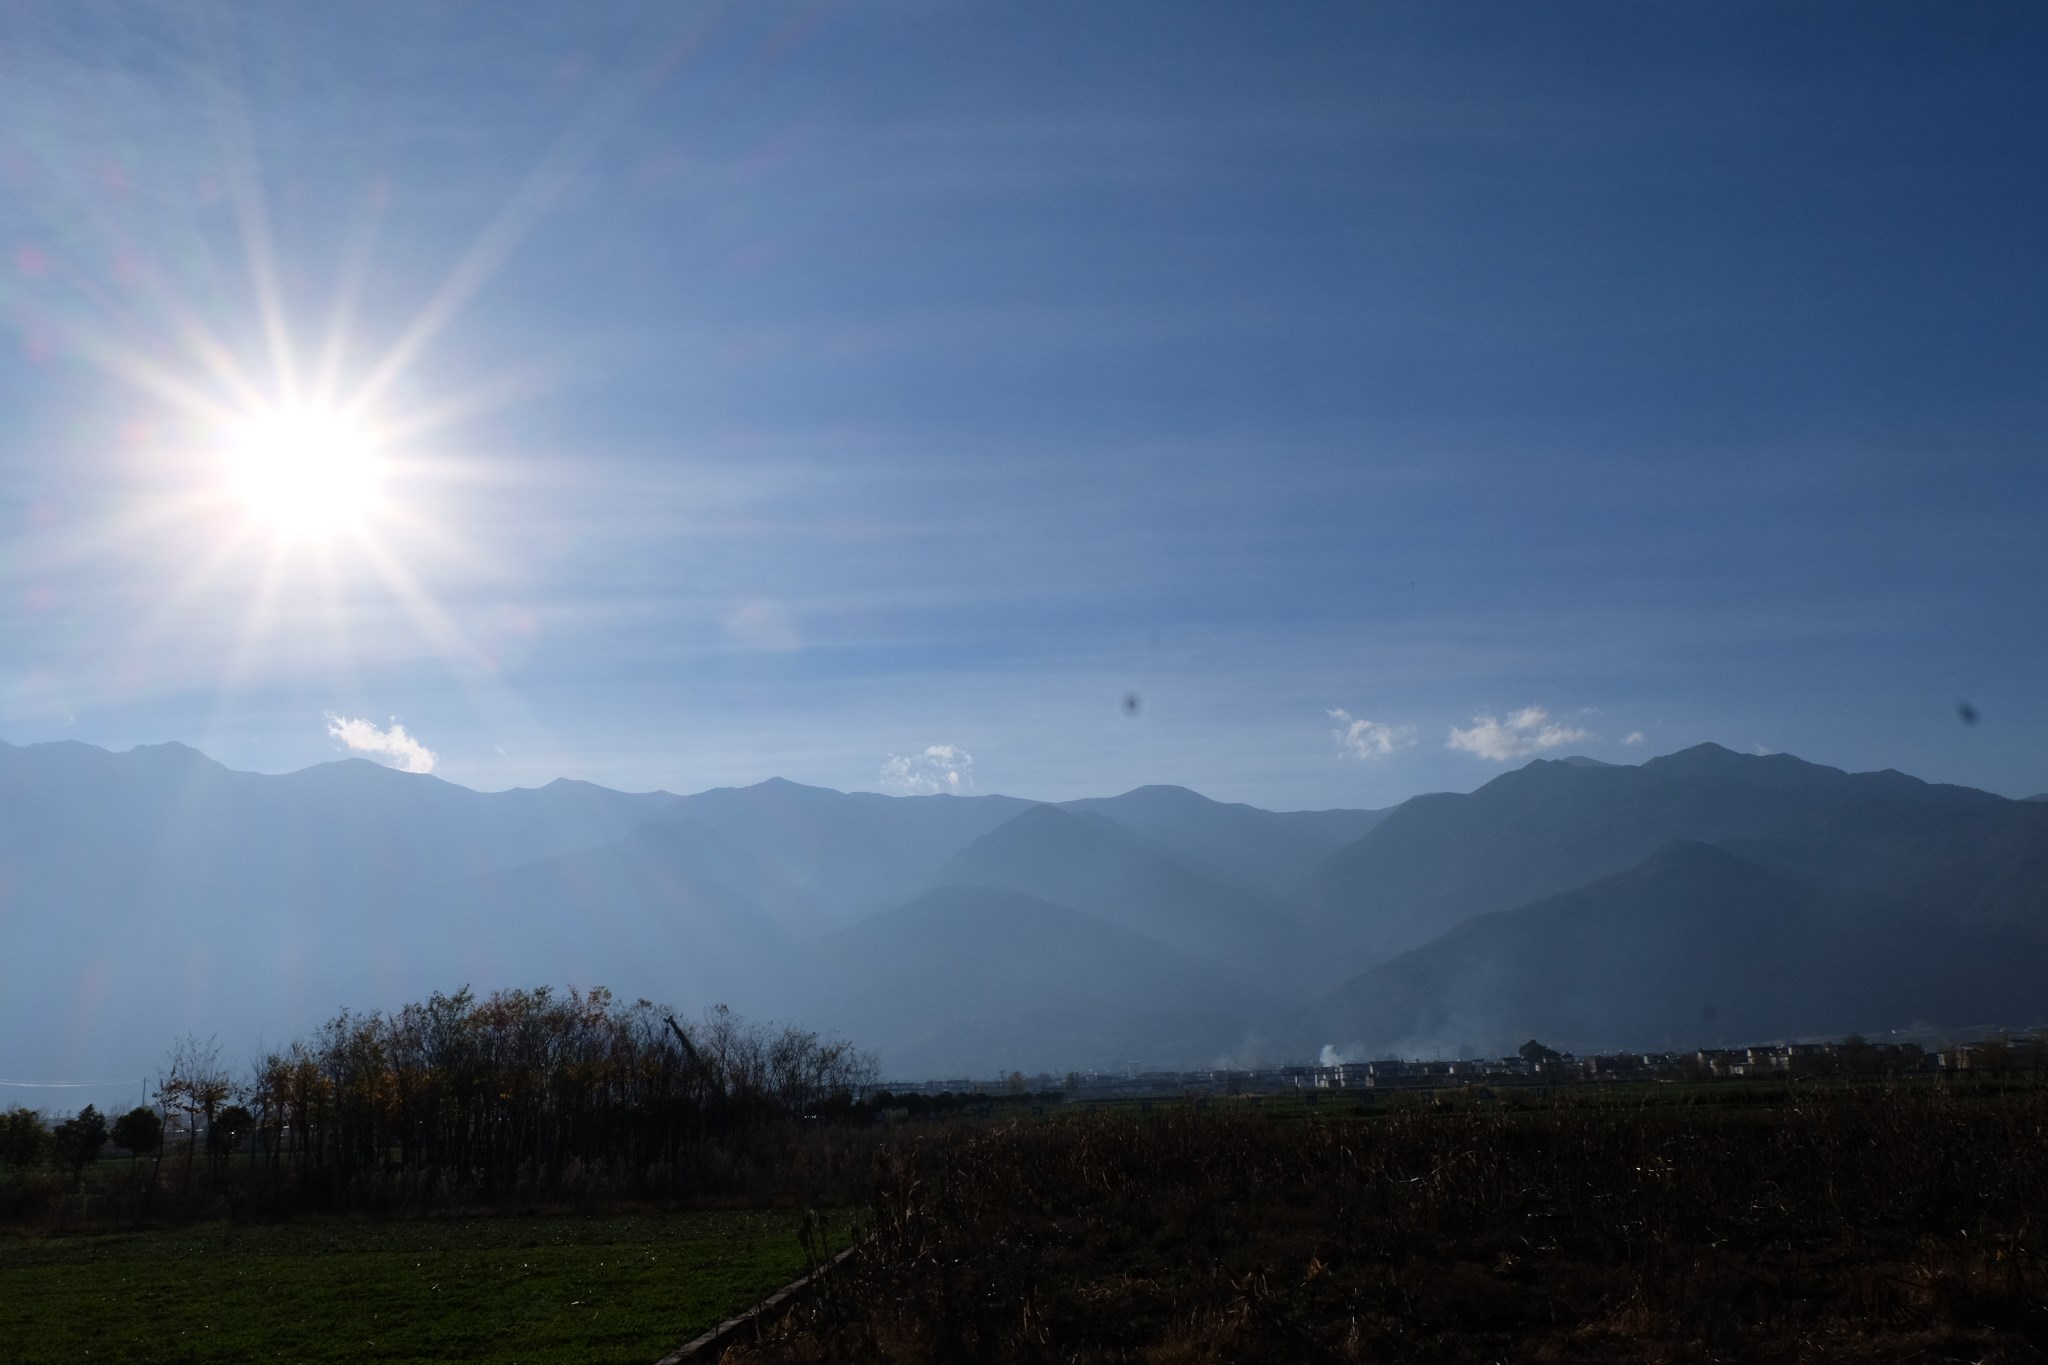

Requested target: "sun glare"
[{"left": 223, "top": 407, "right": 383, "bottom": 538}]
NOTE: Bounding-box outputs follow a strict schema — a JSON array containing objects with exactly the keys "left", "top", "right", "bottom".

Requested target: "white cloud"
[
  {"left": 1623, "top": 730, "right": 1645, "bottom": 746},
  {"left": 326, "top": 715, "right": 438, "bottom": 774},
  {"left": 1327, "top": 708, "right": 1417, "bottom": 761},
  {"left": 880, "top": 744, "right": 974, "bottom": 794},
  {"left": 1446, "top": 706, "right": 1594, "bottom": 762}
]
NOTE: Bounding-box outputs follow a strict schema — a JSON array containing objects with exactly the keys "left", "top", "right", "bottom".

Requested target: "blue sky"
[{"left": 0, "top": 1, "right": 2042, "bottom": 808}]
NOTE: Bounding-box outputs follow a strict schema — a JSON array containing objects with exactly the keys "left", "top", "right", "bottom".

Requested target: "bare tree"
[
  {"left": 160, "top": 1035, "right": 232, "bottom": 1185},
  {"left": 128, "top": 988, "right": 876, "bottom": 1211}
]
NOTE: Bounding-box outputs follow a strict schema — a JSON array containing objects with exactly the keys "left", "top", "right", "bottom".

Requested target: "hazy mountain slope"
[
  {"left": 422, "top": 822, "right": 795, "bottom": 1016},
  {"left": 1720, "top": 801, "right": 2048, "bottom": 937},
  {"left": 660, "top": 778, "right": 1036, "bottom": 927},
  {"left": 0, "top": 739, "right": 689, "bottom": 1078},
  {"left": 1296, "top": 743, "right": 2025, "bottom": 970},
  {"left": 1057, "top": 785, "right": 1385, "bottom": 897},
  {"left": 1313, "top": 842, "right": 2048, "bottom": 1057},
  {"left": 10, "top": 735, "right": 2043, "bottom": 1084},
  {"left": 0, "top": 739, "right": 679, "bottom": 899},
  {"left": 934, "top": 804, "right": 1313, "bottom": 985},
  {"left": 813, "top": 886, "right": 1261, "bottom": 1075}
]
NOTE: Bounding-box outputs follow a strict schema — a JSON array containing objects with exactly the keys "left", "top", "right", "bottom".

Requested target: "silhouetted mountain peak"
[
  {"left": 286, "top": 756, "right": 446, "bottom": 788},
  {"left": 128, "top": 739, "right": 209, "bottom": 759},
  {"left": 1297, "top": 735, "right": 2038, "bottom": 989},
  {"left": 3, "top": 737, "right": 92, "bottom": 756},
  {"left": 1103, "top": 784, "right": 1223, "bottom": 810},
  {"left": 1641, "top": 742, "right": 1855, "bottom": 785},
  {"left": 110, "top": 740, "right": 235, "bottom": 779},
  {"left": 1552, "top": 755, "right": 1617, "bottom": 768},
  {"left": 728, "top": 775, "right": 824, "bottom": 797},
  {"left": 699, "top": 775, "right": 828, "bottom": 796},
  {"left": 1644, "top": 741, "right": 1764, "bottom": 771},
  {"left": 1668, "top": 740, "right": 1741, "bottom": 759},
  {"left": 689, "top": 775, "right": 870, "bottom": 813},
  {"left": 1055, "top": 785, "right": 1388, "bottom": 901},
  {"left": 539, "top": 775, "right": 649, "bottom": 794},
  {"left": 2, "top": 736, "right": 225, "bottom": 772}
]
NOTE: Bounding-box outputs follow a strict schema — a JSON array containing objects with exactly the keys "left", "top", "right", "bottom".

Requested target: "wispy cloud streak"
[
  {"left": 881, "top": 744, "right": 973, "bottom": 793},
  {"left": 1328, "top": 708, "right": 1416, "bottom": 761}
]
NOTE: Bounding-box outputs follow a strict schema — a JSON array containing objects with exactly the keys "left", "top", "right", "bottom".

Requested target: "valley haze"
[{"left": 5, "top": 735, "right": 2043, "bottom": 1087}]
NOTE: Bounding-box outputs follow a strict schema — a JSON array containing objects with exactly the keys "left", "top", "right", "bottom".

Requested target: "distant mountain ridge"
[
  {"left": 1302, "top": 745, "right": 2048, "bottom": 1057},
  {"left": 1295, "top": 742, "right": 2032, "bottom": 972},
  {"left": 1055, "top": 784, "right": 1384, "bottom": 896},
  {"left": 652, "top": 777, "right": 1036, "bottom": 931},
  {"left": 0, "top": 739, "right": 680, "bottom": 883},
  {"left": 931, "top": 803, "right": 1312, "bottom": 988},
  {"left": 2, "top": 736, "right": 2042, "bottom": 1081},
  {"left": 1311, "top": 840, "right": 2047, "bottom": 1057},
  {"left": 0, "top": 737, "right": 1380, "bottom": 1079}
]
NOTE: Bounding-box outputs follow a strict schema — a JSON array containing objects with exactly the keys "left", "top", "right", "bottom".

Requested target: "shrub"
[
  {"left": 111, "top": 1105, "right": 163, "bottom": 1157},
  {"left": 0, "top": 1107, "right": 48, "bottom": 1169},
  {"left": 51, "top": 1105, "right": 108, "bottom": 1179}
]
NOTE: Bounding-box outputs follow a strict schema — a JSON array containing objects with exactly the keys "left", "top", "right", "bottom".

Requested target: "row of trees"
[
  {"left": 140, "top": 986, "right": 876, "bottom": 1205},
  {"left": 0, "top": 1104, "right": 159, "bottom": 1179}
]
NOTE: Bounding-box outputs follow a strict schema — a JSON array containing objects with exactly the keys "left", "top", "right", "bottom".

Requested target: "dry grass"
[{"left": 728, "top": 1085, "right": 2048, "bottom": 1362}]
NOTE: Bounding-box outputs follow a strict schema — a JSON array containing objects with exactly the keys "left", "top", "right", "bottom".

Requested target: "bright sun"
[{"left": 222, "top": 406, "right": 383, "bottom": 538}]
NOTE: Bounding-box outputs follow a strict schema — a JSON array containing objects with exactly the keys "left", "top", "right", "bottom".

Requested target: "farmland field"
[
  {"left": 727, "top": 1084, "right": 2048, "bottom": 1363},
  {"left": 0, "top": 1210, "right": 839, "bottom": 1365}
]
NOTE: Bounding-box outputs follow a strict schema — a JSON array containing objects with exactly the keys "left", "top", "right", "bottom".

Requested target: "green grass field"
[{"left": 0, "top": 1210, "right": 837, "bottom": 1365}]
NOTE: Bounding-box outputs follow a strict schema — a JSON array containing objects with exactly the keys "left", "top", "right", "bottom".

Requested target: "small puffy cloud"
[
  {"left": 326, "top": 714, "right": 438, "bottom": 774},
  {"left": 1623, "top": 730, "right": 1645, "bottom": 746},
  {"left": 880, "top": 744, "right": 973, "bottom": 794},
  {"left": 1446, "top": 706, "right": 1594, "bottom": 762},
  {"left": 1328, "top": 708, "right": 1417, "bottom": 761}
]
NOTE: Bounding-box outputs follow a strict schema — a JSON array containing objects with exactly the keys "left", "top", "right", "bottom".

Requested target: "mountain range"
[{"left": 2, "top": 737, "right": 2043, "bottom": 1081}]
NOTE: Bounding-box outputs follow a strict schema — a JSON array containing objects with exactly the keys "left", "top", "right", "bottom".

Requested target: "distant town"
[{"left": 882, "top": 1034, "right": 2048, "bottom": 1101}]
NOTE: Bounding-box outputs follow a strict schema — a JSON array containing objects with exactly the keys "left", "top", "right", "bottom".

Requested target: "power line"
[{"left": 0, "top": 1078, "right": 147, "bottom": 1089}]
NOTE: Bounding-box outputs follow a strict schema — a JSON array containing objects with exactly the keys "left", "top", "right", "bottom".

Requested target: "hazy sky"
[{"left": 1, "top": 1, "right": 2042, "bottom": 808}]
